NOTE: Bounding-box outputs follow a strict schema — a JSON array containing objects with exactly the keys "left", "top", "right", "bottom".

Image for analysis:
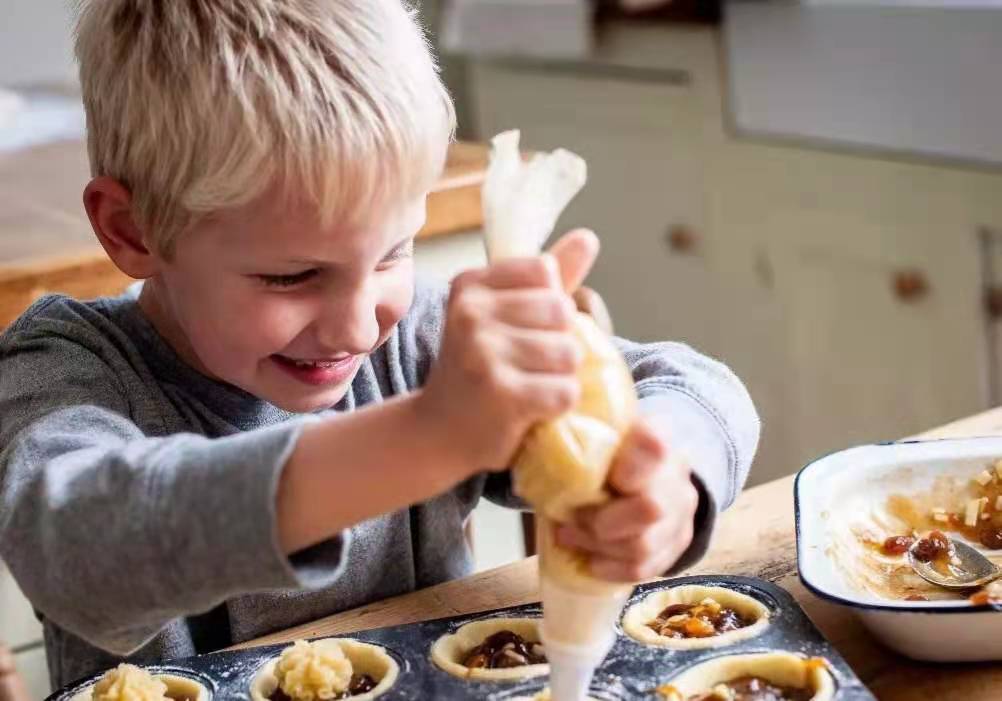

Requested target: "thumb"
[{"left": 547, "top": 229, "right": 600, "bottom": 294}]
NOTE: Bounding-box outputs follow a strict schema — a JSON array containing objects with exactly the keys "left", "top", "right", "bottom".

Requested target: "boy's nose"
[{"left": 314, "top": 286, "right": 381, "bottom": 355}]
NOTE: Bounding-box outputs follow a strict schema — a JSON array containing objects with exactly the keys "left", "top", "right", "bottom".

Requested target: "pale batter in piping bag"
[{"left": 481, "top": 130, "right": 639, "bottom": 701}]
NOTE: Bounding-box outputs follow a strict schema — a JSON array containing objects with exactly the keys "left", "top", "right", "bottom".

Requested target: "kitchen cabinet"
[
  {"left": 765, "top": 209, "right": 982, "bottom": 470},
  {"left": 464, "top": 22, "right": 1002, "bottom": 484},
  {"left": 711, "top": 137, "right": 1002, "bottom": 480}
]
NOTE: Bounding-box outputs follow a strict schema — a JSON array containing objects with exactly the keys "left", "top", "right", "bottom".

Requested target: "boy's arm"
[
  {"left": 0, "top": 396, "right": 336, "bottom": 656},
  {"left": 1, "top": 251, "right": 586, "bottom": 657},
  {"left": 0, "top": 327, "right": 464, "bottom": 657},
  {"left": 401, "top": 280, "right": 760, "bottom": 524}
]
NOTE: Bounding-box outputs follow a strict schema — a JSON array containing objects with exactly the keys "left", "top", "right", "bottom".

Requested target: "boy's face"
[{"left": 141, "top": 191, "right": 426, "bottom": 412}]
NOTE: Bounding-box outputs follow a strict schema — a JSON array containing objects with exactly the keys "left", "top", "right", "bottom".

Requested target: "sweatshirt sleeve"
[
  {"left": 616, "top": 338, "right": 761, "bottom": 572},
  {"left": 398, "top": 280, "right": 761, "bottom": 537},
  {"left": 0, "top": 315, "right": 349, "bottom": 656}
]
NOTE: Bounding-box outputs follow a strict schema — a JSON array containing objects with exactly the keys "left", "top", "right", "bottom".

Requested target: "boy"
[{"left": 0, "top": 0, "right": 759, "bottom": 690}]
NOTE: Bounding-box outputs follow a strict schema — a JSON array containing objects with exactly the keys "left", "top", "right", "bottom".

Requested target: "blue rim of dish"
[{"left": 794, "top": 436, "right": 1002, "bottom": 614}]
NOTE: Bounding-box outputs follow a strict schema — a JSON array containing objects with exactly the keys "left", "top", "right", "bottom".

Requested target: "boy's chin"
[{"left": 265, "top": 385, "right": 351, "bottom": 413}]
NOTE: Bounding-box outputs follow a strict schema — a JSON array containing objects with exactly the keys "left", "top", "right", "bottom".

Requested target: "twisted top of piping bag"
[{"left": 482, "top": 130, "right": 587, "bottom": 260}]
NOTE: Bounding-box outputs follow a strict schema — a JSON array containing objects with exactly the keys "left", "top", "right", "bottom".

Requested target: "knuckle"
[
  {"left": 463, "top": 332, "right": 500, "bottom": 381},
  {"left": 638, "top": 496, "right": 664, "bottom": 524},
  {"left": 552, "top": 379, "right": 580, "bottom": 412},
  {"left": 646, "top": 435, "right": 669, "bottom": 463},
  {"left": 448, "top": 289, "right": 469, "bottom": 318},
  {"left": 548, "top": 339, "right": 580, "bottom": 372},
  {"left": 452, "top": 270, "right": 475, "bottom": 291},
  {"left": 625, "top": 562, "right": 649, "bottom": 581},
  {"left": 527, "top": 256, "right": 553, "bottom": 284},
  {"left": 631, "top": 533, "right": 655, "bottom": 560},
  {"left": 452, "top": 295, "right": 483, "bottom": 334},
  {"left": 484, "top": 362, "right": 511, "bottom": 395},
  {"left": 461, "top": 352, "right": 490, "bottom": 386},
  {"left": 547, "top": 294, "right": 574, "bottom": 327}
]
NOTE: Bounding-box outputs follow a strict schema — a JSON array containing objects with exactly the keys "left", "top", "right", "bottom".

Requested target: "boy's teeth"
[{"left": 292, "top": 359, "right": 335, "bottom": 368}]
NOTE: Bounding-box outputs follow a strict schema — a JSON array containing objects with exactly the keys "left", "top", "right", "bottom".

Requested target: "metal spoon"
[{"left": 908, "top": 536, "right": 1002, "bottom": 590}]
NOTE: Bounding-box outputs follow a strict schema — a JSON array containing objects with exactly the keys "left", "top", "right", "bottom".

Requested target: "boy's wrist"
[{"left": 405, "top": 389, "right": 480, "bottom": 482}]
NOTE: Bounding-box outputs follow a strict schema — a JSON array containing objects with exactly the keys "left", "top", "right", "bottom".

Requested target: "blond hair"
[{"left": 74, "top": 0, "right": 456, "bottom": 256}]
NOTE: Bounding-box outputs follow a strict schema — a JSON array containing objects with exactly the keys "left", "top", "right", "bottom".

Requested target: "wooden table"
[
  {"left": 236, "top": 408, "right": 1002, "bottom": 700},
  {"left": 0, "top": 140, "right": 489, "bottom": 328}
]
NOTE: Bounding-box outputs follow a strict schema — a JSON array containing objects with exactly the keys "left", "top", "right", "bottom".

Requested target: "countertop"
[{"left": 235, "top": 407, "right": 1002, "bottom": 700}]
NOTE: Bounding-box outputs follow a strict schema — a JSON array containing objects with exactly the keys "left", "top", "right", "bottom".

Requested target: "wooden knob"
[
  {"left": 666, "top": 225, "right": 698, "bottom": 254},
  {"left": 985, "top": 287, "right": 1002, "bottom": 319},
  {"left": 893, "top": 270, "right": 929, "bottom": 302}
]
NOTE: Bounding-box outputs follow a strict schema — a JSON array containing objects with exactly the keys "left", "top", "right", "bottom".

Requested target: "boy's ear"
[{"left": 83, "top": 176, "right": 158, "bottom": 279}]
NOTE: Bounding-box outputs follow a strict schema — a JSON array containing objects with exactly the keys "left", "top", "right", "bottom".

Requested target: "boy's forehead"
[{"left": 200, "top": 190, "right": 427, "bottom": 261}]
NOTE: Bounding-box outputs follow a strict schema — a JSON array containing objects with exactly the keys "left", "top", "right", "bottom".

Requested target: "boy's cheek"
[
  {"left": 376, "top": 266, "right": 416, "bottom": 328},
  {"left": 197, "top": 293, "right": 312, "bottom": 370}
]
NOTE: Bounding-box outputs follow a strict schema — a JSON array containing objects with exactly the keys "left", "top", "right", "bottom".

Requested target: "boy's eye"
[
  {"left": 258, "top": 270, "right": 318, "bottom": 287},
  {"left": 378, "top": 240, "right": 414, "bottom": 269}
]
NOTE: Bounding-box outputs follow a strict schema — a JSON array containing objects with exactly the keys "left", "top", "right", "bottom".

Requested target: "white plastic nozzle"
[
  {"left": 543, "top": 638, "right": 608, "bottom": 701},
  {"left": 539, "top": 578, "right": 632, "bottom": 701}
]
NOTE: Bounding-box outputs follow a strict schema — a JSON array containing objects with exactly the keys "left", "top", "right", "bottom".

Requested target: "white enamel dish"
[{"left": 795, "top": 437, "right": 1002, "bottom": 662}]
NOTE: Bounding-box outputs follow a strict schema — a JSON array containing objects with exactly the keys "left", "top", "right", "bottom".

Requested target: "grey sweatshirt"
[{"left": 0, "top": 280, "right": 759, "bottom": 690}]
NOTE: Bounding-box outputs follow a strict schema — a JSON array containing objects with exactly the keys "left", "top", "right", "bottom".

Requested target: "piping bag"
[{"left": 481, "top": 130, "right": 638, "bottom": 701}]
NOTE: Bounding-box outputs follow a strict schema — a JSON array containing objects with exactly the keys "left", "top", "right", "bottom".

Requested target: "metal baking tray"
[{"left": 47, "top": 574, "right": 874, "bottom": 700}]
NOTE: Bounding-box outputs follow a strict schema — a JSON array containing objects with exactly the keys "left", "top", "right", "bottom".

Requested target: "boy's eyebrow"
[
  {"left": 278, "top": 235, "right": 416, "bottom": 267},
  {"left": 382, "top": 237, "right": 415, "bottom": 259}
]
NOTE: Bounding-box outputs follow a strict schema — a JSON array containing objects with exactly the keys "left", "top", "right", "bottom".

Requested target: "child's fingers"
[
  {"left": 491, "top": 289, "right": 577, "bottom": 330},
  {"left": 590, "top": 555, "right": 664, "bottom": 583},
  {"left": 452, "top": 255, "right": 562, "bottom": 293},
  {"left": 500, "top": 329, "right": 583, "bottom": 374},
  {"left": 590, "top": 520, "right": 695, "bottom": 583},
  {"left": 506, "top": 372, "right": 582, "bottom": 420},
  {"left": 558, "top": 521, "right": 664, "bottom": 561},
  {"left": 548, "top": 229, "right": 600, "bottom": 294},
  {"left": 556, "top": 523, "right": 602, "bottom": 554},
  {"left": 607, "top": 421, "right": 667, "bottom": 495},
  {"left": 488, "top": 254, "right": 563, "bottom": 290},
  {"left": 573, "top": 493, "right": 665, "bottom": 541}
]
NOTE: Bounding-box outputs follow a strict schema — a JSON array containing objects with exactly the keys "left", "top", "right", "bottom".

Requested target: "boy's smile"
[
  {"left": 270, "top": 354, "right": 362, "bottom": 387},
  {"left": 137, "top": 189, "right": 428, "bottom": 413}
]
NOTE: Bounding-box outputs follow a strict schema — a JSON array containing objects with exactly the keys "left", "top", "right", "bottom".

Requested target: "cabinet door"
[
  {"left": 766, "top": 208, "right": 986, "bottom": 477},
  {"left": 708, "top": 136, "right": 1002, "bottom": 483},
  {"left": 469, "top": 62, "right": 721, "bottom": 351}
]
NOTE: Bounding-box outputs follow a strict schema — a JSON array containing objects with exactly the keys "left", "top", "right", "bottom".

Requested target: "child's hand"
[
  {"left": 555, "top": 419, "right": 700, "bottom": 581},
  {"left": 419, "top": 230, "right": 600, "bottom": 474}
]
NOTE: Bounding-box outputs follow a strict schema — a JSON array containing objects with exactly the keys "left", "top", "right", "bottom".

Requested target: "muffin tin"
[{"left": 47, "top": 575, "right": 874, "bottom": 700}]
